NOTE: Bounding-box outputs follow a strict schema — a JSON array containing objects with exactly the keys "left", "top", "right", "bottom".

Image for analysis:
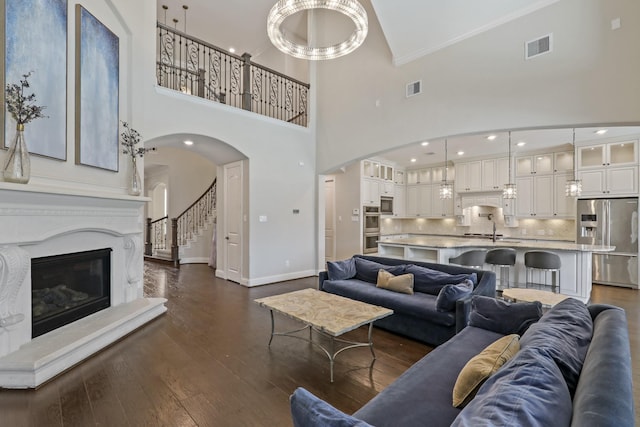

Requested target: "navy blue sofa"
[
  {"left": 319, "top": 255, "right": 496, "bottom": 346},
  {"left": 291, "top": 297, "right": 634, "bottom": 427}
]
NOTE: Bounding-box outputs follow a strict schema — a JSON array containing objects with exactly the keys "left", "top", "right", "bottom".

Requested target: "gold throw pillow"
[
  {"left": 376, "top": 269, "right": 414, "bottom": 295},
  {"left": 452, "top": 334, "right": 520, "bottom": 408}
]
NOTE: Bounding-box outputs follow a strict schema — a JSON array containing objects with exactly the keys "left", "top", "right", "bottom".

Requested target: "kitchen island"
[{"left": 378, "top": 236, "right": 615, "bottom": 303}]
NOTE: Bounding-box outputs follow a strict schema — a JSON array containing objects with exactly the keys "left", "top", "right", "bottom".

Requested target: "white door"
[
  {"left": 224, "top": 162, "right": 243, "bottom": 283},
  {"left": 324, "top": 179, "right": 335, "bottom": 263}
]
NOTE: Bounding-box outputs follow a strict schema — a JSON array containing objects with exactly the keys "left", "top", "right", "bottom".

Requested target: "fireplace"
[
  {"left": 0, "top": 184, "right": 166, "bottom": 388},
  {"left": 31, "top": 248, "right": 112, "bottom": 338}
]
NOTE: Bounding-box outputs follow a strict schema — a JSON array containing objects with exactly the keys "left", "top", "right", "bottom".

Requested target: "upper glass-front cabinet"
[
  {"left": 578, "top": 141, "right": 638, "bottom": 169},
  {"left": 516, "top": 154, "right": 553, "bottom": 176}
]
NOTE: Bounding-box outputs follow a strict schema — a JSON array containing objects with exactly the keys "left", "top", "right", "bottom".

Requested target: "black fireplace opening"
[{"left": 31, "top": 248, "right": 112, "bottom": 338}]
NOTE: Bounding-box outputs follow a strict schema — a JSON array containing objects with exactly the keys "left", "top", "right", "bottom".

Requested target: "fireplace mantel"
[{"left": 0, "top": 184, "right": 166, "bottom": 388}]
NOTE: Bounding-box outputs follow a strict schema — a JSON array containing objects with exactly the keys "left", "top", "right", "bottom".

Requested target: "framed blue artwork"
[
  {"left": 75, "top": 5, "right": 119, "bottom": 172},
  {"left": 3, "top": 0, "right": 68, "bottom": 160}
]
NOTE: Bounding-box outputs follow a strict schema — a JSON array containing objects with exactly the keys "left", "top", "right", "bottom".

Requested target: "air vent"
[
  {"left": 406, "top": 80, "right": 422, "bottom": 97},
  {"left": 526, "top": 34, "right": 552, "bottom": 59}
]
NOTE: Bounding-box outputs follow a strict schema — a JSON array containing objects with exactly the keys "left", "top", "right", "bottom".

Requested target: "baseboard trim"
[
  {"left": 180, "top": 257, "right": 209, "bottom": 264},
  {"left": 245, "top": 270, "right": 317, "bottom": 287}
]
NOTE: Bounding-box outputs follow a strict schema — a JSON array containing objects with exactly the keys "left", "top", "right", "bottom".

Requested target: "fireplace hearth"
[{"left": 31, "top": 248, "right": 112, "bottom": 338}]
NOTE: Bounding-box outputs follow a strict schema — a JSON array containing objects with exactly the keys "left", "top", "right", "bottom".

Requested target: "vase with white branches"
[{"left": 3, "top": 71, "right": 47, "bottom": 183}]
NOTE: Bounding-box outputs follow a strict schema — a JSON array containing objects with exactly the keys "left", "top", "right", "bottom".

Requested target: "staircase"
[{"left": 145, "top": 178, "right": 217, "bottom": 267}]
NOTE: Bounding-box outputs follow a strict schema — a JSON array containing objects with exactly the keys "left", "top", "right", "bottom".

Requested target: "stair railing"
[
  {"left": 156, "top": 22, "right": 309, "bottom": 126},
  {"left": 171, "top": 178, "right": 217, "bottom": 265},
  {"left": 145, "top": 216, "right": 169, "bottom": 256}
]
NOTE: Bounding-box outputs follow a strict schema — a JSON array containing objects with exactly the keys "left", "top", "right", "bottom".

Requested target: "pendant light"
[
  {"left": 565, "top": 128, "right": 582, "bottom": 197},
  {"left": 439, "top": 139, "right": 453, "bottom": 199},
  {"left": 503, "top": 131, "right": 517, "bottom": 199},
  {"left": 267, "top": 0, "right": 368, "bottom": 61}
]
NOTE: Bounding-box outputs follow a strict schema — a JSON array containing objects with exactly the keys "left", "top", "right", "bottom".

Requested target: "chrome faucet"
[{"left": 488, "top": 213, "right": 497, "bottom": 242}]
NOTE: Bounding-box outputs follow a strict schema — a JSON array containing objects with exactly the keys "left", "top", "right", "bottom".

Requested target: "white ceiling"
[
  {"left": 154, "top": 1, "right": 640, "bottom": 168},
  {"left": 370, "top": 0, "right": 561, "bottom": 66}
]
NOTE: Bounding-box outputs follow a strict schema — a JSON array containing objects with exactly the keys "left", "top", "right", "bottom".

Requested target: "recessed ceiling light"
[
  {"left": 457, "top": 151, "right": 464, "bottom": 156},
  {"left": 410, "top": 158, "right": 417, "bottom": 163},
  {"left": 517, "top": 141, "right": 526, "bottom": 147},
  {"left": 421, "top": 141, "right": 429, "bottom": 146},
  {"left": 486, "top": 135, "right": 497, "bottom": 141},
  {"left": 184, "top": 140, "right": 194, "bottom": 146},
  {"left": 229, "top": 47, "right": 236, "bottom": 53},
  {"left": 595, "top": 129, "right": 608, "bottom": 135}
]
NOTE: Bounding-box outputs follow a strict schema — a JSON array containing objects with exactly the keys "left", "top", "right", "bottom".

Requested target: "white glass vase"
[
  {"left": 129, "top": 157, "right": 142, "bottom": 196},
  {"left": 3, "top": 124, "right": 30, "bottom": 184}
]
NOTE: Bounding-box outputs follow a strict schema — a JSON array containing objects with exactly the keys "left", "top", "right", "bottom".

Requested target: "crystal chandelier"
[
  {"left": 565, "top": 128, "right": 582, "bottom": 197},
  {"left": 503, "top": 131, "right": 517, "bottom": 199},
  {"left": 440, "top": 139, "right": 453, "bottom": 199},
  {"left": 267, "top": 0, "right": 368, "bottom": 60}
]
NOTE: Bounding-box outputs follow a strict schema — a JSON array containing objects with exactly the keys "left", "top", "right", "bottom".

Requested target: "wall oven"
[{"left": 363, "top": 206, "right": 380, "bottom": 254}]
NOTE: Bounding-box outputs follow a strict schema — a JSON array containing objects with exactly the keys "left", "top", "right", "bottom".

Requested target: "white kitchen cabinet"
[
  {"left": 578, "top": 166, "right": 638, "bottom": 196},
  {"left": 554, "top": 152, "right": 574, "bottom": 173},
  {"left": 362, "top": 160, "right": 381, "bottom": 178},
  {"left": 381, "top": 164, "right": 394, "bottom": 181},
  {"left": 407, "top": 168, "right": 431, "bottom": 185},
  {"left": 381, "top": 181, "right": 394, "bottom": 196},
  {"left": 515, "top": 175, "right": 553, "bottom": 217},
  {"left": 482, "top": 157, "right": 510, "bottom": 191},
  {"left": 577, "top": 141, "right": 638, "bottom": 169},
  {"left": 430, "top": 186, "right": 454, "bottom": 217},
  {"left": 431, "top": 165, "right": 455, "bottom": 183},
  {"left": 406, "top": 185, "right": 420, "bottom": 216},
  {"left": 553, "top": 173, "right": 577, "bottom": 218},
  {"left": 406, "top": 183, "right": 453, "bottom": 218},
  {"left": 394, "top": 170, "right": 405, "bottom": 185},
  {"left": 393, "top": 185, "right": 406, "bottom": 216},
  {"left": 362, "top": 178, "right": 381, "bottom": 206},
  {"left": 516, "top": 154, "right": 553, "bottom": 176},
  {"left": 455, "top": 161, "right": 482, "bottom": 192}
]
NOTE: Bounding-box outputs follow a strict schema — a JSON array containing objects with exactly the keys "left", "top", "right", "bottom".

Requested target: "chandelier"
[
  {"left": 565, "top": 128, "right": 582, "bottom": 197},
  {"left": 267, "top": 0, "right": 368, "bottom": 60},
  {"left": 503, "top": 131, "right": 517, "bottom": 199},
  {"left": 439, "top": 139, "right": 453, "bottom": 199}
]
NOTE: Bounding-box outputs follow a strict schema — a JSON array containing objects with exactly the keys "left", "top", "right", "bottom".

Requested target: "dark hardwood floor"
[{"left": 0, "top": 262, "right": 637, "bottom": 426}]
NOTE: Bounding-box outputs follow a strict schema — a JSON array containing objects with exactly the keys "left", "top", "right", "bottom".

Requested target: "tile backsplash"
[{"left": 381, "top": 207, "right": 575, "bottom": 241}]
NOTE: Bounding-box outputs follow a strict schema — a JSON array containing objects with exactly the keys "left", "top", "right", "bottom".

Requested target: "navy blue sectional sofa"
[
  {"left": 319, "top": 255, "right": 496, "bottom": 346},
  {"left": 290, "top": 297, "right": 634, "bottom": 427}
]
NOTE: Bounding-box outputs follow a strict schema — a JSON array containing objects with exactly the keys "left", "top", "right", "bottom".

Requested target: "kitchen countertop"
[{"left": 378, "top": 236, "right": 615, "bottom": 252}]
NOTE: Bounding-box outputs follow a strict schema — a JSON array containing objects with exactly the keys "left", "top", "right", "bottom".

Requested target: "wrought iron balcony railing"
[{"left": 156, "top": 23, "right": 310, "bottom": 127}]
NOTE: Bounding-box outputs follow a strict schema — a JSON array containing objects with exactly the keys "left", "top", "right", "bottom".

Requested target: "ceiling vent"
[
  {"left": 526, "top": 34, "right": 552, "bottom": 59},
  {"left": 406, "top": 80, "right": 422, "bottom": 97}
]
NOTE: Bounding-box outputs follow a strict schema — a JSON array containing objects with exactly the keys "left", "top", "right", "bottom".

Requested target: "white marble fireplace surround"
[{"left": 0, "top": 183, "right": 167, "bottom": 388}]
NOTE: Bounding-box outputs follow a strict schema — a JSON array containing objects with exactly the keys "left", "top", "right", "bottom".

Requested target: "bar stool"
[
  {"left": 449, "top": 250, "right": 487, "bottom": 269},
  {"left": 485, "top": 248, "right": 516, "bottom": 291},
  {"left": 524, "top": 251, "right": 561, "bottom": 293}
]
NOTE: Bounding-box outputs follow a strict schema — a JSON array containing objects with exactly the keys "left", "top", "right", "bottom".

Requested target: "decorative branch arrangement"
[
  {"left": 5, "top": 71, "right": 47, "bottom": 125},
  {"left": 120, "top": 121, "right": 155, "bottom": 160}
]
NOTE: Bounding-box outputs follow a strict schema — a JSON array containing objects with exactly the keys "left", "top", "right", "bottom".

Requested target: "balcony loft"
[{"left": 156, "top": 22, "right": 310, "bottom": 127}]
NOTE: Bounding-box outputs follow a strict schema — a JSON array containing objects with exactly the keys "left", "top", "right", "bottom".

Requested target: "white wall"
[
  {"left": 332, "top": 164, "right": 364, "bottom": 260},
  {"left": 0, "top": 0, "right": 145, "bottom": 194},
  {"left": 136, "top": 0, "right": 317, "bottom": 284},
  {"left": 315, "top": 0, "right": 640, "bottom": 173}
]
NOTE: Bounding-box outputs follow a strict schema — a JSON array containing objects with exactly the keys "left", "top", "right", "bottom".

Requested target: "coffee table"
[
  {"left": 502, "top": 288, "right": 570, "bottom": 307},
  {"left": 255, "top": 288, "right": 393, "bottom": 382}
]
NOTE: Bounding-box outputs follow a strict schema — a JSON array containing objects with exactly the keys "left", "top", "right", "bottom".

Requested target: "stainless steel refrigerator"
[{"left": 576, "top": 198, "right": 638, "bottom": 288}]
